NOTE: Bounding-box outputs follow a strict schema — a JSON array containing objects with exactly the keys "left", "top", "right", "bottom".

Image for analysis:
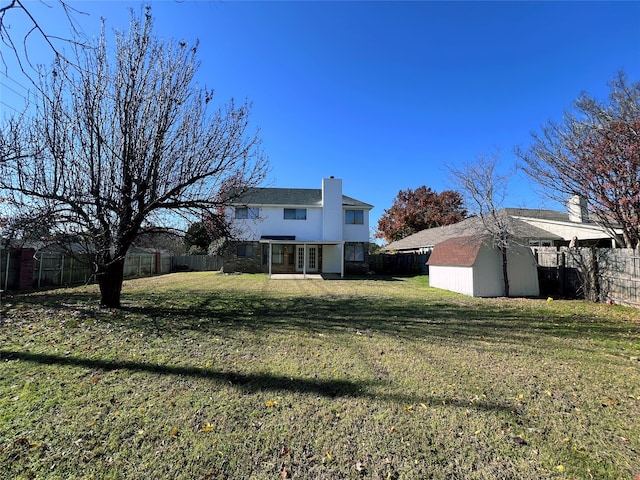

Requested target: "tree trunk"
[
  {"left": 97, "top": 257, "right": 125, "bottom": 308},
  {"left": 501, "top": 246, "right": 510, "bottom": 297}
]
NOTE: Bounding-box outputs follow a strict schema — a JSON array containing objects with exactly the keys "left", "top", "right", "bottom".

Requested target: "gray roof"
[
  {"left": 383, "top": 210, "right": 564, "bottom": 252},
  {"left": 503, "top": 208, "right": 572, "bottom": 222},
  {"left": 230, "top": 187, "right": 373, "bottom": 209}
]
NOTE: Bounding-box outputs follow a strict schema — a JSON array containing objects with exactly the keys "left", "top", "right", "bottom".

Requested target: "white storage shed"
[{"left": 427, "top": 236, "right": 540, "bottom": 298}]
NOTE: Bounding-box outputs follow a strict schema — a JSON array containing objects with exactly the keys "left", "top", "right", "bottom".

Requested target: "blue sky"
[{"left": 2, "top": 1, "right": 640, "bottom": 242}]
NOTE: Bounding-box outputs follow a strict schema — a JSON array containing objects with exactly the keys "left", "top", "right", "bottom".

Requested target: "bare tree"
[
  {"left": 0, "top": 8, "right": 268, "bottom": 307},
  {"left": 448, "top": 153, "right": 515, "bottom": 297},
  {"left": 0, "top": 0, "right": 86, "bottom": 73},
  {"left": 517, "top": 72, "right": 640, "bottom": 248}
]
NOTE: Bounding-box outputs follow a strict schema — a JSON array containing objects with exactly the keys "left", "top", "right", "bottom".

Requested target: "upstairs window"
[
  {"left": 235, "top": 207, "right": 259, "bottom": 219},
  {"left": 284, "top": 208, "right": 307, "bottom": 220},
  {"left": 345, "top": 209, "right": 364, "bottom": 225}
]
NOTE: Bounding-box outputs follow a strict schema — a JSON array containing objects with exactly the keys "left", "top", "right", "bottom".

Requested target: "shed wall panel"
[
  {"left": 429, "top": 265, "right": 474, "bottom": 296},
  {"left": 472, "top": 247, "right": 504, "bottom": 297},
  {"left": 506, "top": 245, "right": 540, "bottom": 297}
]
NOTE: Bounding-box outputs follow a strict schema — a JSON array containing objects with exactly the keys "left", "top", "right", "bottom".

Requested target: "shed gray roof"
[
  {"left": 230, "top": 187, "right": 373, "bottom": 209},
  {"left": 383, "top": 210, "right": 563, "bottom": 252}
]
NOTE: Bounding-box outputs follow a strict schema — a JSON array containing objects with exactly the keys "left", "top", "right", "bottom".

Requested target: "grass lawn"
[{"left": 1, "top": 273, "right": 639, "bottom": 479}]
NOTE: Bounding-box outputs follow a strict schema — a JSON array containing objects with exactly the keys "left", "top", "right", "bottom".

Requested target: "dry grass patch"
[{"left": 1, "top": 273, "right": 639, "bottom": 479}]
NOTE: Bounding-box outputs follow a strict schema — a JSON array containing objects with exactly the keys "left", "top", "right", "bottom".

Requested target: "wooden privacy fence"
[
  {"left": 0, "top": 249, "right": 223, "bottom": 291},
  {"left": 369, "top": 253, "right": 429, "bottom": 275},
  {"left": 534, "top": 247, "right": 640, "bottom": 307},
  {"left": 171, "top": 255, "right": 224, "bottom": 272}
]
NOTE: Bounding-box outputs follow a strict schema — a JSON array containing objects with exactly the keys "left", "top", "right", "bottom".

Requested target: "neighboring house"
[
  {"left": 382, "top": 211, "right": 563, "bottom": 254},
  {"left": 223, "top": 177, "right": 373, "bottom": 276},
  {"left": 427, "top": 236, "right": 540, "bottom": 297},
  {"left": 383, "top": 198, "right": 619, "bottom": 255},
  {"left": 504, "top": 196, "right": 619, "bottom": 248}
]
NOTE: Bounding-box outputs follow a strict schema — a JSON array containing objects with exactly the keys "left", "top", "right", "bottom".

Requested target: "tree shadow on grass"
[
  {"left": 112, "top": 294, "right": 640, "bottom": 348},
  {"left": 6, "top": 288, "right": 640, "bottom": 348},
  {"left": 0, "top": 349, "right": 515, "bottom": 414}
]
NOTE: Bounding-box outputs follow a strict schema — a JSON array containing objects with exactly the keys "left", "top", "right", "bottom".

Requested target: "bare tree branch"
[
  {"left": 448, "top": 152, "right": 517, "bottom": 296},
  {"left": 517, "top": 72, "right": 640, "bottom": 248},
  {"left": 0, "top": 0, "right": 89, "bottom": 75},
  {"left": 0, "top": 7, "right": 269, "bottom": 307}
]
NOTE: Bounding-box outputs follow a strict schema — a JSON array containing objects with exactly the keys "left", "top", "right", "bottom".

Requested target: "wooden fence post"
[
  {"left": 558, "top": 249, "right": 565, "bottom": 297},
  {"left": 18, "top": 248, "right": 36, "bottom": 290},
  {"left": 591, "top": 247, "right": 600, "bottom": 302},
  {"left": 3, "top": 250, "right": 9, "bottom": 291}
]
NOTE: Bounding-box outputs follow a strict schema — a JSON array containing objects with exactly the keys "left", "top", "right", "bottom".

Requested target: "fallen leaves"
[
  {"left": 278, "top": 446, "right": 291, "bottom": 457},
  {"left": 199, "top": 423, "right": 215, "bottom": 432}
]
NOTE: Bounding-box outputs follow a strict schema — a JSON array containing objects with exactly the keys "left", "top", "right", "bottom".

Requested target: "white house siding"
[
  {"left": 343, "top": 219, "right": 369, "bottom": 242},
  {"left": 322, "top": 244, "right": 343, "bottom": 274},
  {"left": 224, "top": 178, "right": 372, "bottom": 274},
  {"left": 514, "top": 217, "right": 615, "bottom": 244},
  {"left": 429, "top": 265, "right": 475, "bottom": 296},
  {"left": 322, "top": 178, "right": 343, "bottom": 241},
  {"left": 230, "top": 206, "right": 324, "bottom": 241}
]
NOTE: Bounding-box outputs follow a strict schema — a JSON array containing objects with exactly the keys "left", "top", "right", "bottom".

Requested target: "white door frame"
[{"left": 296, "top": 244, "right": 318, "bottom": 276}]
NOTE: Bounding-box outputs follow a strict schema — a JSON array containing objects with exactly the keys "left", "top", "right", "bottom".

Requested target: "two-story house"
[{"left": 222, "top": 177, "right": 373, "bottom": 276}]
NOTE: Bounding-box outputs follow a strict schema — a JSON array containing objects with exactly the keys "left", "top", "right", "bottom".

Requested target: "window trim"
[
  {"left": 345, "top": 209, "right": 364, "bottom": 225},
  {"left": 345, "top": 243, "right": 365, "bottom": 262},
  {"left": 237, "top": 244, "right": 254, "bottom": 257},
  {"left": 235, "top": 206, "right": 259, "bottom": 219},
  {"left": 284, "top": 208, "right": 307, "bottom": 220}
]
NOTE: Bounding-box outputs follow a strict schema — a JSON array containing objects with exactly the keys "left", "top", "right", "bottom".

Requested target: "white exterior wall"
[
  {"left": 226, "top": 206, "right": 260, "bottom": 241},
  {"left": 229, "top": 205, "right": 323, "bottom": 241},
  {"left": 505, "top": 245, "right": 540, "bottom": 297},
  {"left": 429, "top": 265, "right": 475, "bottom": 296},
  {"left": 472, "top": 247, "right": 504, "bottom": 297},
  {"left": 228, "top": 177, "right": 371, "bottom": 246},
  {"left": 431, "top": 244, "right": 540, "bottom": 298},
  {"left": 322, "top": 178, "right": 343, "bottom": 241},
  {"left": 515, "top": 217, "right": 614, "bottom": 242},
  {"left": 322, "top": 244, "right": 343, "bottom": 273},
  {"left": 343, "top": 213, "right": 370, "bottom": 242},
  {"left": 472, "top": 245, "right": 540, "bottom": 297}
]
